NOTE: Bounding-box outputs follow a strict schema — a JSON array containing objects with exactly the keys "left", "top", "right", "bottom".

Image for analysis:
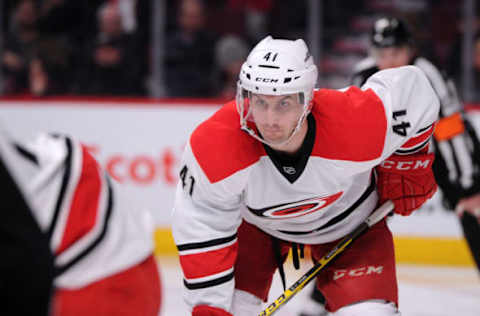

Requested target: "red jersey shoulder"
[
  {"left": 190, "top": 101, "right": 265, "bottom": 183},
  {"left": 311, "top": 87, "right": 387, "bottom": 161}
]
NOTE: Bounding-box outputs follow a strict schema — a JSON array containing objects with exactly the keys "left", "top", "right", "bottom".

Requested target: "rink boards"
[{"left": 1, "top": 98, "right": 478, "bottom": 266}]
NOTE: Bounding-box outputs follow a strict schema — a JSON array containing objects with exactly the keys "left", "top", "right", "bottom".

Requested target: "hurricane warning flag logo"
[{"left": 247, "top": 192, "right": 343, "bottom": 219}]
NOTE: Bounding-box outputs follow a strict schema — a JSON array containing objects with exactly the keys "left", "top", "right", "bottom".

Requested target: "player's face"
[
  {"left": 250, "top": 93, "right": 304, "bottom": 144},
  {"left": 373, "top": 46, "right": 413, "bottom": 70}
]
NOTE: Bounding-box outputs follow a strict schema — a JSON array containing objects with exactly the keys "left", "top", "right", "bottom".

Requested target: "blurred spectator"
[
  {"left": 428, "top": 0, "right": 461, "bottom": 67},
  {"left": 135, "top": 0, "right": 151, "bottom": 90},
  {"left": 116, "top": 0, "right": 138, "bottom": 34},
  {"left": 79, "top": 2, "right": 144, "bottom": 96},
  {"left": 29, "top": 57, "right": 48, "bottom": 96},
  {"left": 201, "top": 0, "right": 246, "bottom": 39},
  {"left": 472, "top": 34, "right": 480, "bottom": 102},
  {"left": 228, "top": 0, "right": 273, "bottom": 42},
  {"left": 267, "top": 0, "right": 306, "bottom": 40},
  {"left": 214, "top": 35, "right": 249, "bottom": 99},
  {"left": 35, "top": 0, "right": 105, "bottom": 86},
  {"left": 28, "top": 37, "right": 72, "bottom": 96},
  {"left": 453, "top": 34, "right": 480, "bottom": 102},
  {"left": 1, "top": 0, "right": 39, "bottom": 94},
  {"left": 35, "top": 0, "right": 103, "bottom": 42},
  {"left": 164, "top": 0, "right": 218, "bottom": 97}
]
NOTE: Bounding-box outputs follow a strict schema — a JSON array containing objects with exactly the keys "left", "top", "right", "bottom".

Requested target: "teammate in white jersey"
[
  {"left": 172, "top": 35, "right": 439, "bottom": 316},
  {"left": 0, "top": 128, "right": 162, "bottom": 316},
  {"left": 300, "top": 17, "right": 480, "bottom": 316}
]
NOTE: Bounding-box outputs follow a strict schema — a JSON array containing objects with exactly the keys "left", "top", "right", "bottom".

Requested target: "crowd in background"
[
  {"left": 1, "top": 0, "right": 480, "bottom": 101},
  {"left": 1, "top": 0, "right": 148, "bottom": 96}
]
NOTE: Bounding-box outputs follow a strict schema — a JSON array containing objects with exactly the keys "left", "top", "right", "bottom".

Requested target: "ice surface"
[{"left": 159, "top": 257, "right": 480, "bottom": 316}]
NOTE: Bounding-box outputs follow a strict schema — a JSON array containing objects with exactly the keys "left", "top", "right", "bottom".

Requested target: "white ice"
[{"left": 158, "top": 256, "right": 480, "bottom": 316}]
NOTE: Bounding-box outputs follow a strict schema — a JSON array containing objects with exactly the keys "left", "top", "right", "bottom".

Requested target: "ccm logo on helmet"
[
  {"left": 255, "top": 77, "right": 279, "bottom": 83},
  {"left": 380, "top": 159, "right": 431, "bottom": 170},
  {"left": 333, "top": 265, "right": 384, "bottom": 281}
]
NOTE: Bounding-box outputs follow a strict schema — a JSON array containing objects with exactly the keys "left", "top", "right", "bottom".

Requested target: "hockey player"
[
  {"left": 300, "top": 17, "right": 480, "bottom": 316},
  {"left": 0, "top": 128, "right": 162, "bottom": 316},
  {"left": 172, "top": 35, "right": 439, "bottom": 316}
]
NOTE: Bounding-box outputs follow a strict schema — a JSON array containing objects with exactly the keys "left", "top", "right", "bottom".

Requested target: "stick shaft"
[{"left": 258, "top": 200, "right": 394, "bottom": 316}]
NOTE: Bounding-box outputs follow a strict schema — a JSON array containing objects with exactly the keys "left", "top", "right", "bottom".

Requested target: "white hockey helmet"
[{"left": 236, "top": 35, "right": 318, "bottom": 145}]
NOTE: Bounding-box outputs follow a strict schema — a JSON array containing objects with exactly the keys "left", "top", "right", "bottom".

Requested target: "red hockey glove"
[
  {"left": 375, "top": 152, "right": 437, "bottom": 216},
  {"left": 193, "top": 305, "right": 233, "bottom": 316}
]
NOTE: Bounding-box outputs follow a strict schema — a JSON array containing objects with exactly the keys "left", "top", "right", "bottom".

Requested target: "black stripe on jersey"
[
  {"left": 432, "top": 138, "right": 462, "bottom": 208},
  {"left": 417, "top": 124, "right": 433, "bottom": 134},
  {"left": 54, "top": 174, "right": 114, "bottom": 277},
  {"left": 279, "top": 175, "right": 375, "bottom": 235},
  {"left": 395, "top": 138, "right": 430, "bottom": 155},
  {"left": 464, "top": 119, "right": 480, "bottom": 192},
  {"left": 177, "top": 233, "right": 237, "bottom": 251},
  {"left": 13, "top": 143, "right": 39, "bottom": 165},
  {"left": 183, "top": 271, "right": 234, "bottom": 290},
  {"left": 447, "top": 138, "right": 463, "bottom": 186},
  {"left": 438, "top": 107, "right": 464, "bottom": 193},
  {"left": 47, "top": 137, "right": 73, "bottom": 239}
]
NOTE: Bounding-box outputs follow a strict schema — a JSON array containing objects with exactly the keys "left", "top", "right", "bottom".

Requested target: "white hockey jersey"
[
  {"left": 172, "top": 65, "right": 439, "bottom": 312},
  {"left": 0, "top": 130, "right": 154, "bottom": 289}
]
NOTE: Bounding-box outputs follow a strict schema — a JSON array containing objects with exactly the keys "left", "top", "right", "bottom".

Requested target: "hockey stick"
[{"left": 258, "top": 200, "right": 395, "bottom": 316}]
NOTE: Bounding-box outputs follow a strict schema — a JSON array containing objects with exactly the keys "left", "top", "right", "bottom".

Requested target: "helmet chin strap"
[{"left": 240, "top": 107, "right": 310, "bottom": 149}]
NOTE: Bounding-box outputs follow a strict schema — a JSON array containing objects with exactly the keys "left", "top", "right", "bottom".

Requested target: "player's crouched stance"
[{"left": 172, "top": 36, "right": 439, "bottom": 316}]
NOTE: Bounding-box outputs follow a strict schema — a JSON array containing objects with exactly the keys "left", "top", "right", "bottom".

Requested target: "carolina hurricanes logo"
[{"left": 247, "top": 192, "right": 343, "bottom": 219}]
